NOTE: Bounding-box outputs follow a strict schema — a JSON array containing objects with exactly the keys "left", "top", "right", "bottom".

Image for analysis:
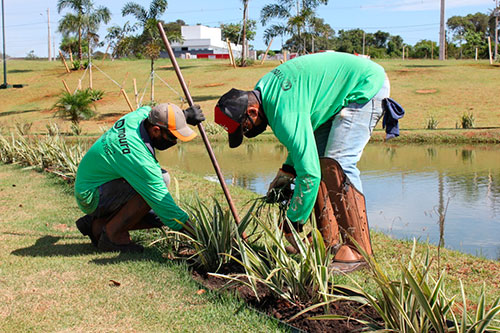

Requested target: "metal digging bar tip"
[{"left": 157, "top": 22, "right": 243, "bottom": 227}]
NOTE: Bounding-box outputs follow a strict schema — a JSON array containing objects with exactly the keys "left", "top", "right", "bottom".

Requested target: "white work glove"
[{"left": 265, "top": 167, "right": 295, "bottom": 203}]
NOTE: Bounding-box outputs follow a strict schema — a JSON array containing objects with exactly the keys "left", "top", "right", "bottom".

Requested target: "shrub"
[
  {"left": 460, "top": 112, "right": 475, "bottom": 129},
  {"left": 154, "top": 198, "right": 256, "bottom": 272},
  {"left": 71, "top": 122, "right": 83, "bottom": 136},
  {"left": 85, "top": 88, "right": 104, "bottom": 101},
  {"left": 426, "top": 115, "right": 439, "bottom": 130},
  {"left": 53, "top": 90, "right": 96, "bottom": 124},
  {"left": 214, "top": 218, "right": 334, "bottom": 307},
  {"left": 15, "top": 122, "right": 33, "bottom": 136},
  {"left": 312, "top": 240, "right": 500, "bottom": 332},
  {"left": 0, "top": 131, "right": 88, "bottom": 181}
]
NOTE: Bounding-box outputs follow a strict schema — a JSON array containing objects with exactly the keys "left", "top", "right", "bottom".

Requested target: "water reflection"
[{"left": 158, "top": 142, "right": 500, "bottom": 260}]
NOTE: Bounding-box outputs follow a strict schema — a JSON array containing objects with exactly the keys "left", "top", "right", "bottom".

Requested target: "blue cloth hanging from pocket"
[{"left": 382, "top": 98, "right": 405, "bottom": 140}]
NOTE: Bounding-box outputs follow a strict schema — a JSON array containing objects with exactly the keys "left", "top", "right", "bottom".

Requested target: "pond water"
[{"left": 158, "top": 141, "right": 500, "bottom": 260}]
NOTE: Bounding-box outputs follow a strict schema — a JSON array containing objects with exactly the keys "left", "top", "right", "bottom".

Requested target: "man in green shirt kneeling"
[{"left": 74, "top": 103, "right": 204, "bottom": 253}]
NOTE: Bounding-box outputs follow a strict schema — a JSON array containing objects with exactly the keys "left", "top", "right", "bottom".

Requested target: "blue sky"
[{"left": 3, "top": 0, "right": 497, "bottom": 57}]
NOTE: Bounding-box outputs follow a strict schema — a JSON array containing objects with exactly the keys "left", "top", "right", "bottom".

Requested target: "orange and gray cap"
[{"left": 148, "top": 103, "right": 197, "bottom": 142}]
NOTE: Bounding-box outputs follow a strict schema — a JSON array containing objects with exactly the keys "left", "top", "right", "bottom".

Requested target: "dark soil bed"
[{"left": 192, "top": 264, "right": 379, "bottom": 332}]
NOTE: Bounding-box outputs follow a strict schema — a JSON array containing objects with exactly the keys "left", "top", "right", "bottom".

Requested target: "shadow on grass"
[
  {"left": 11, "top": 235, "right": 98, "bottom": 257},
  {"left": 0, "top": 109, "right": 41, "bottom": 117},
  {"left": 11, "top": 235, "right": 167, "bottom": 264},
  {"left": 404, "top": 64, "right": 446, "bottom": 68},
  {"left": 192, "top": 95, "right": 220, "bottom": 102},
  {"left": 8, "top": 69, "right": 34, "bottom": 73}
]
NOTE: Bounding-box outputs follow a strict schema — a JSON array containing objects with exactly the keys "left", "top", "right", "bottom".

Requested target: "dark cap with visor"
[{"left": 214, "top": 88, "right": 249, "bottom": 148}]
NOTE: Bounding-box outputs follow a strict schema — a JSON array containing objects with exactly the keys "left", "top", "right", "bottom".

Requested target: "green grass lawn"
[
  {"left": 1, "top": 58, "right": 499, "bottom": 138},
  {"left": 0, "top": 164, "right": 285, "bottom": 332}
]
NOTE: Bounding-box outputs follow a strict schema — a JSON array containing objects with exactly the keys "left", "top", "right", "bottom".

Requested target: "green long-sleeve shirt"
[
  {"left": 254, "top": 52, "right": 385, "bottom": 224},
  {"left": 74, "top": 106, "right": 188, "bottom": 230}
]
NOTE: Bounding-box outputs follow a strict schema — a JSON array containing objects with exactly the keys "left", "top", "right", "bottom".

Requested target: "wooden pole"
[
  {"left": 59, "top": 50, "right": 70, "bottom": 73},
  {"left": 475, "top": 47, "right": 478, "bottom": 61},
  {"left": 283, "top": 50, "right": 288, "bottom": 62},
  {"left": 260, "top": 38, "right": 274, "bottom": 65},
  {"left": 77, "top": 79, "right": 81, "bottom": 91},
  {"left": 157, "top": 22, "right": 242, "bottom": 228},
  {"left": 61, "top": 79, "right": 71, "bottom": 94},
  {"left": 68, "top": 47, "right": 73, "bottom": 63},
  {"left": 121, "top": 88, "right": 134, "bottom": 112},
  {"left": 402, "top": 46, "right": 405, "bottom": 60},
  {"left": 226, "top": 38, "right": 236, "bottom": 68},
  {"left": 120, "top": 72, "right": 129, "bottom": 91},
  {"left": 133, "top": 78, "right": 138, "bottom": 107},
  {"left": 488, "top": 36, "right": 493, "bottom": 65}
]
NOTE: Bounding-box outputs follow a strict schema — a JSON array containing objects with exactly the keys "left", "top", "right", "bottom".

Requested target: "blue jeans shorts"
[{"left": 314, "top": 75, "right": 390, "bottom": 193}]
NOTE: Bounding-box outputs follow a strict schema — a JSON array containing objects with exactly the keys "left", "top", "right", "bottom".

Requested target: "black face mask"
[
  {"left": 243, "top": 114, "right": 268, "bottom": 138},
  {"left": 152, "top": 129, "right": 177, "bottom": 150}
]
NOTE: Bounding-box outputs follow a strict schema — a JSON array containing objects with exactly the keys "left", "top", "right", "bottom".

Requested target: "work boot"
[
  {"left": 76, "top": 215, "right": 98, "bottom": 247},
  {"left": 97, "top": 227, "right": 144, "bottom": 253},
  {"left": 328, "top": 260, "right": 368, "bottom": 274}
]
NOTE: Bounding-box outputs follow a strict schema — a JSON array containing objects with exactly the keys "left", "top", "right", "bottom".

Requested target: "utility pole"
[
  {"left": 362, "top": 31, "right": 365, "bottom": 54},
  {"left": 47, "top": 8, "right": 52, "bottom": 61},
  {"left": 439, "top": 0, "right": 445, "bottom": 60},
  {"left": 495, "top": 0, "right": 499, "bottom": 60},
  {"left": 1, "top": 0, "right": 7, "bottom": 88}
]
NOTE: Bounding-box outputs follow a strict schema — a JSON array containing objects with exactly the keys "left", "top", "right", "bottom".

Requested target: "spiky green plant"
[
  {"left": 309, "top": 240, "right": 500, "bottom": 332},
  {"left": 213, "top": 217, "right": 334, "bottom": 307},
  {"left": 460, "top": 112, "right": 475, "bottom": 129},
  {"left": 154, "top": 198, "right": 256, "bottom": 272},
  {"left": 0, "top": 131, "right": 88, "bottom": 181},
  {"left": 85, "top": 88, "right": 104, "bottom": 101},
  {"left": 53, "top": 90, "right": 96, "bottom": 124},
  {"left": 426, "top": 115, "right": 439, "bottom": 130}
]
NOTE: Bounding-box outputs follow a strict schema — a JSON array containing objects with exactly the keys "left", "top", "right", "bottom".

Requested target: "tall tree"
[
  {"left": 220, "top": 21, "right": 256, "bottom": 45},
  {"left": 260, "top": 0, "right": 328, "bottom": 54},
  {"left": 57, "top": 0, "right": 111, "bottom": 62},
  {"left": 122, "top": 0, "right": 169, "bottom": 75}
]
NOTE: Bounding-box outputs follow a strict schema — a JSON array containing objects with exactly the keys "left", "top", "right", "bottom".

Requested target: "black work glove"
[{"left": 183, "top": 104, "right": 205, "bottom": 126}]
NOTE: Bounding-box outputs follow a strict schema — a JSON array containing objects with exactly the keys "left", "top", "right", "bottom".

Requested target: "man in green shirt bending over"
[
  {"left": 214, "top": 52, "right": 391, "bottom": 273},
  {"left": 75, "top": 103, "right": 205, "bottom": 252}
]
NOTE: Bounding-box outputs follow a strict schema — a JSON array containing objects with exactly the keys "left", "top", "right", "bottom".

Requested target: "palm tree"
[
  {"left": 54, "top": 90, "right": 96, "bottom": 125},
  {"left": 122, "top": 0, "right": 168, "bottom": 74},
  {"left": 57, "top": 0, "right": 111, "bottom": 63},
  {"left": 260, "top": 0, "right": 328, "bottom": 54}
]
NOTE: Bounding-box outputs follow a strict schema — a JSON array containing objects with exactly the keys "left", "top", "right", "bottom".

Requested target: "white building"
[{"left": 167, "top": 25, "right": 242, "bottom": 59}]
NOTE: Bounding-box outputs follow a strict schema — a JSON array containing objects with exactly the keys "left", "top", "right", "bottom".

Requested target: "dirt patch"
[
  {"left": 196, "top": 83, "right": 225, "bottom": 88},
  {"left": 415, "top": 89, "right": 437, "bottom": 94},
  {"left": 192, "top": 266, "right": 379, "bottom": 332}
]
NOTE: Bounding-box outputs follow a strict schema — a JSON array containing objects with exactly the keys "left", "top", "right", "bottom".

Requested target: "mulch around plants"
[{"left": 192, "top": 264, "right": 379, "bottom": 333}]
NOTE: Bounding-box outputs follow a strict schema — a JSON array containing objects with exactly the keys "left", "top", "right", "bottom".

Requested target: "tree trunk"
[
  {"left": 150, "top": 57, "right": 154, "bottom": 103},
  {"left": 240, "top": 1, "right": 248, "bottom": 67},
  {"left": 78, "top": 26, "right": 83, "bottom": 64}
]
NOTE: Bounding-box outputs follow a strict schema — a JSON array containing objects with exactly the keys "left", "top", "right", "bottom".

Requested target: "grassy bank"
[
  {"left": 0, "top": 164, "right": 283, "bottom": 332},
  {"left": 1, "top": 162, "right": 499, "bottom": 332},
  {"left": 1, "top": 58, "right": 499, "bottom": 143}
]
